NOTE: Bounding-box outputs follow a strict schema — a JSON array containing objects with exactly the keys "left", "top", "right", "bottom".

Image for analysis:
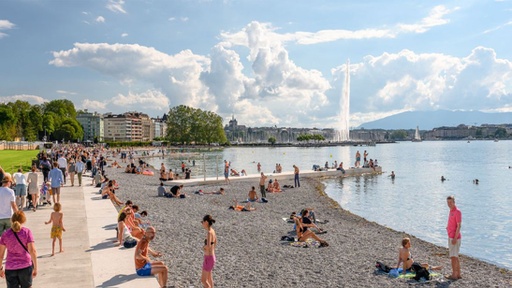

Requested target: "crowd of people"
[{"left": 0, "top": 144, "right": 466, "bottom": 287}]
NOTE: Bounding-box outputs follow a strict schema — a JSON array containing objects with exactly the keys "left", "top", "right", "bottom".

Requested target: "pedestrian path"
[{"left": 19, "top": 174, "right": 158, "bottom": 288}]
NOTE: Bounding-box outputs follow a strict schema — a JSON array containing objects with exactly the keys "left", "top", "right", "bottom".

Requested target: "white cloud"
[
  {"left": 0, "top": 19, "right": 15, "bottom": 39},
  {"left": 397, "top": 5, "right": 458, "bottom": 33},
  {"left": 49, "top": 21, "right": 512, "bottom": 128},
  {"left": 0, "top": 94, "right": 47, "bottom": 105},
  {"left": 482, "top": 20, "right": 512, "bottom": 34},
  {"left": 81, "top": 99, "right": 108, "bottom": 110},
  {"left": 221, "top": 6, "right": 458, "bottom": 46},
  {"left": 121, "top": 33, "right": 128, "bottom": 37},
  {"left": 329, "top": 47, "right": 512, "bottom": 126},
  {"left": 106, "top": 0, "right": 126, "bottom": 14},
  {"left": 111, "top": 90, "right": 170, "bottom": 110},
  {"left": 181, "top": 17, "right": 189, "bottom": 22},
  {"left": 96, "top": 16, "right": 105, "bottom": 23},
  {"left": 168, "top": 17, "right": 176, "bottom": 21},
  {"left": 56, "top": 90, "right": 77, "bottom": 95}
]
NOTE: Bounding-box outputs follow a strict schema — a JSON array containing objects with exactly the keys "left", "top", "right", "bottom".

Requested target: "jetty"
[{"left": 165, "top": 166, "right": 383, "bottom": 186}]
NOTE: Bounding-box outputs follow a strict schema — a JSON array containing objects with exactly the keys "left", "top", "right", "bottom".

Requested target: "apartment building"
[{"left": 76, "top": 110, "right": 104, "bottom": 142}]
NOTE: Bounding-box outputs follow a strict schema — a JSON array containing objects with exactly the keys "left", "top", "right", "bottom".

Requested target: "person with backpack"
[{"left": 39, "top": 156, "right": 52, "bottom": 182}]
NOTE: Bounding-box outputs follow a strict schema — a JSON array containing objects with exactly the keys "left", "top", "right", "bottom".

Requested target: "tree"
[
  {"left": 166, "top": 105, "right": 226, "bottom": 144},
  {"left": 268, "top": 136, "right": 276, "bottom": 145},
  {"left": 495, "top": 128, "right": 507, "bottom": 139},
  {"left": 389, "top": 130, "right": 408, "bottom": 140}
]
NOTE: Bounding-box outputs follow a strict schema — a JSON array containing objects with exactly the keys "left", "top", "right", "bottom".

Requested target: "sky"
[{"left": 1, "top": 0, "right": 512, "bottom": 128}]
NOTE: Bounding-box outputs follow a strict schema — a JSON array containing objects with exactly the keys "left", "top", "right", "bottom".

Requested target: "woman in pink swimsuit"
[{"left": 201, "top": 215, "right": 217, "bottom": 288}]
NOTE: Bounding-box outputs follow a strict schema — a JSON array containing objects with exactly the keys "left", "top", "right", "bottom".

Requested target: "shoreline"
[{"left": 105, "top": 165, "right": 511, "bottom": 287}]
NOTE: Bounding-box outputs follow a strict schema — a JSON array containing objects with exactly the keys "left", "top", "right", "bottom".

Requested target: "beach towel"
[{"left": 375, "top": 262, "right": 441, "bottom": 282}]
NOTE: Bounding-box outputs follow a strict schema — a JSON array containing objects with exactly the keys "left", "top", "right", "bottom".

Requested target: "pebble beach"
[{"left": 105, "top": 165, "right": 512, "bottom": 287}]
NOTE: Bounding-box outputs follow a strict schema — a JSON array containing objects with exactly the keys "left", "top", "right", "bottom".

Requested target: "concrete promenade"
[{"left": 13, "top": 174, "right": 159, "bottom": 288}]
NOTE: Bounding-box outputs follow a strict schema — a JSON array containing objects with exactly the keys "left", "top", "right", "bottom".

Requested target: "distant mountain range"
[{"left": 357, "top": 110, "right": 512, "bottom": 130}]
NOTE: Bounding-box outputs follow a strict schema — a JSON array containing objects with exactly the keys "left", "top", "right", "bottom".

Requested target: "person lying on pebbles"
[
  {"left": 229, "top": 199, "right": 256, "bottom": 212},
  {"left": 196, "top": 188, "right": 225, "bottom": 195}
]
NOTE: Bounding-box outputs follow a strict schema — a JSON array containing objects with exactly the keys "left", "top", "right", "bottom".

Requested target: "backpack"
[{"left": 411, "top": 262, "right": 430, "bottom": 281}]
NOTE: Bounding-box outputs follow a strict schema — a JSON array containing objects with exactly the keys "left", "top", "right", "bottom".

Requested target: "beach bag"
[
  {"left": 375, "top": 261, "right": 391, "bottom": 273},
  {"left": 411, "top": 262, "right": 430, "bottom": 281}
]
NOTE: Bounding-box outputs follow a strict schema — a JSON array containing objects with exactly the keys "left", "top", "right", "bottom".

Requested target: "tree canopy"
[
  {"left": 0, "top": 99, "right": 83, "bottom": 142},
  {"left": 166, "top": 105, "right": 227, "bottom": 145},
  {"left": 296, "top": 134, "right": 325, "bottom": 142}
]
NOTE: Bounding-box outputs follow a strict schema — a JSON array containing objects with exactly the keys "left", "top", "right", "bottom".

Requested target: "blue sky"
[{"left": 1, "top": 0, "right": 511, "bottom": 128}]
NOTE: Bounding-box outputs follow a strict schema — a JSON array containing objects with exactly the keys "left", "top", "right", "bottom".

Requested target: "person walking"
[
  {"left": 134, "top": 226, "right": 168, "bottom": 288},
  {"left": 68, "top": 159, "right": 76, "bottom": 187},
  {"left": 13, "top": 169, "right": 27, "bottom": 210},
  {"left": 446, "top": 195, "right": 462, "bottom": 280},
  {"left": 0, "top": 210, "right": 38, "bottom": 287},
  {"left": 0, "top": 174, "right": 18, "bottom": 235},
  {"left": 39, "top": 157, "right": 51, "bottom": 182},
  {"left": 293, "top": 165, "right": 300, "bottom": 187},
  {"left": 27, "top": 166, "right": 39, "bottom": 211},
  {"left": 57, "top": 154, "right": 67, "bottom": 185},
  {"left": 201, "top": 215, "right": 217, "bottom": 288},
  {"left": 48, "top": 162, "right": 64, "bottom": 204},
  {"left": 75, "top": 158, "right": 85, "bottom": 187}
]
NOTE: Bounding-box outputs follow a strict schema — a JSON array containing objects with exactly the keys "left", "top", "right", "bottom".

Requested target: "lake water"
[{"left": 146, "top": 141, "right": 512, "bottom": 269}]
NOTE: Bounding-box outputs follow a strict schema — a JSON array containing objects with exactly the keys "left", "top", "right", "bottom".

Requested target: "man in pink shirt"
[{"left": 446, "top": 195, "right": 462, "bottom": 280}]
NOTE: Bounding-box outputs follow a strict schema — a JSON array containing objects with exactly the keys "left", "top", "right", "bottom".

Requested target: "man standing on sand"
[
  {"left": 446, "top": 195, "right": 462, "bottom": 280},
  {"left": 293, "top": 165, "right": 300, "bottom": 187},
  {"left": 259, "top": 172, "right": 267, "bottom": 200},
  {"left": 134, "top": 226, "right": 168, "bottom": 288}
]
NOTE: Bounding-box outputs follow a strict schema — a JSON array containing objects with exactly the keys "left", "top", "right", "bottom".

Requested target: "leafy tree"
[
  {"left": 389, "top": 130, "right": 408, "bottom": 140},
  {"left": 268, "top": 136, "right": 276, "bottom": 145},
  {"left": 166, "top": 105, "right": 226, "bottom": 144},
  {"left": 475, "top": 128, "right": 483, "bottom": 139},
  {"left": 495, "top": 128, "right": 507, "bottom": 139}
]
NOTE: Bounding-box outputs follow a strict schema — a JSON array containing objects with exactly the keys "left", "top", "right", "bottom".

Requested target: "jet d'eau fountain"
[{"left": 335, "top": 59, "right": 350, "bottom": 141}]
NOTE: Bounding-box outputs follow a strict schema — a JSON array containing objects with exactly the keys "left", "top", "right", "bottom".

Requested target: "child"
[
  {"left": 40, "top": 181, "right": 51, "bottom": 206},
  {"left": 44, "top": 202, "right": 66, "bottom": 256}
]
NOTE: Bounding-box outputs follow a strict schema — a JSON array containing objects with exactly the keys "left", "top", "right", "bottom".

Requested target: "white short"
[{"left": 448, "top": 238, "right": 461, "bottom": 257}]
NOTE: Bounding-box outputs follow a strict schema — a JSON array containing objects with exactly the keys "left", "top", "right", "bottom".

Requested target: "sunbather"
[
  {"left": 229, "top": 199, "right": 256, "bottom": 212},
  {"left": 396, "top": 237, "right": 442, "bottom": 275}
]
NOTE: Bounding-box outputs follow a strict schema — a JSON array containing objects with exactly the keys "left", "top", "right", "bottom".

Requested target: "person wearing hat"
[{"left": 0, "top": 173, "right": 18, "bottom": 235}]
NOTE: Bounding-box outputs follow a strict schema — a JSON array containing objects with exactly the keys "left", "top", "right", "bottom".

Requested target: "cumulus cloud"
[
  {"left": 0, "top": 94, "right": 47, "bottom": 105},
  {"left": 0, "top": 19, "right": 15, "bottom": 39},
  {"left": 106, "top": 0, "right": 126, "bottom": 14},
  {"left": 329, "top": 47, "right": 512, "bottom": 126},
  {"left": 81, "top": 99, "right": 108, "bottom": 110},
  {"left": 49, "top": 18, "right": 512, "bottom": 128},
  {"left": 80, "top": 90, "right": 170, "bottom": 112},
  {"left": 96, "top": 16, "right": 105, "bottom": 23},
  {"left": 121, "top": 33, "right": 128, "bottom": 37}
]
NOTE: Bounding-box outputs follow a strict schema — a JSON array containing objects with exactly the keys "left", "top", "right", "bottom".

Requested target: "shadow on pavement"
[{"left": 95, "top": 273, "right": 140, "bottom": 288}]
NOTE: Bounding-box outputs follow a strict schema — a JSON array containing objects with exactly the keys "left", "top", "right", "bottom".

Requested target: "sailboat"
[{"left": 412, "top": 126, "right": 422, "bottom": 142}]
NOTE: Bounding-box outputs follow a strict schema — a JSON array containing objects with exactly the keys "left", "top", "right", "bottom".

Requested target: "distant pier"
[{"left": 165, "top": 166, "right": 383, "bottom": 186}]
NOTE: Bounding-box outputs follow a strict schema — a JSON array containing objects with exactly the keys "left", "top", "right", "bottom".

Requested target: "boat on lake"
[{"left": 412, "top": 126, "right": 422, "bottom": 142}]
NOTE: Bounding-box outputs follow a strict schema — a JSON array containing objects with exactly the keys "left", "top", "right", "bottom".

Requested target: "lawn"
[{"left": 0, "top": 150, "right": 40, "bottom": 173}]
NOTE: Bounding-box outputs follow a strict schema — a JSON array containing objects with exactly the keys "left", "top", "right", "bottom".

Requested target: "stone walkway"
[{"left": 17, "top": 174, "right": 159, "bottom": 288}]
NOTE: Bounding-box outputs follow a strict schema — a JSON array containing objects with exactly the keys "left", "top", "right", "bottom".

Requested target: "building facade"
[{"left": 76, "top": 110, "right": 104, "bottom": 142}]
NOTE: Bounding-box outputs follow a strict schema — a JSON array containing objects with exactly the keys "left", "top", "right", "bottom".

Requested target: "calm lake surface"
[{"left": 147, "top": 141, "right": 512, "bottom": 269}]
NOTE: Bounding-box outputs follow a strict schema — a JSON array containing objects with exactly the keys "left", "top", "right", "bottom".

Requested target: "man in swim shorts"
[
  {"left": 446, "top": 195, "right": 462, "bottom": 280},
  {"left": 134, "top": 227, "right": 168, "bottom": 288}
]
